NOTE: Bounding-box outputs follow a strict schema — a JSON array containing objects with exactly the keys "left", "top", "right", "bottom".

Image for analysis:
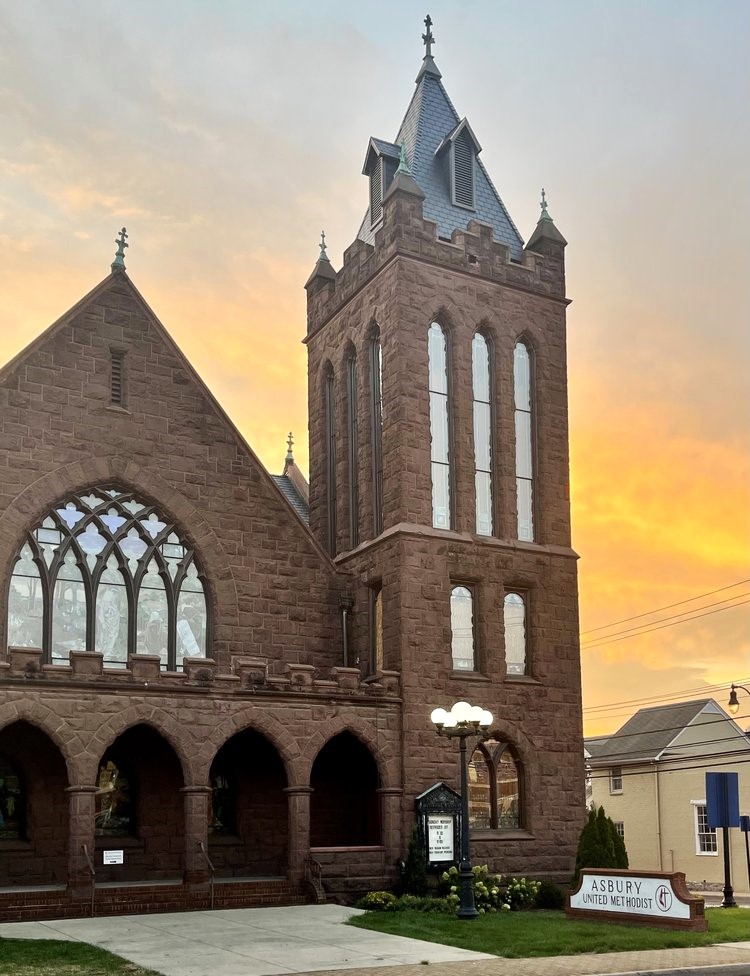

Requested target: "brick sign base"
[{"left": 567, "top": 869, "right": 706, "bottom": 931}]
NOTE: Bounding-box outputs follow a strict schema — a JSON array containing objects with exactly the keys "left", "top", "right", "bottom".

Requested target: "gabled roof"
[
  {"left": 586, "top": 698, "right": 746, "bottom": 765},
  {"left": 357, "top": 53, "right": 524, "bottom": 258},
  {"left": 362, "top": 137, "right": 401, "bottom": 174}
]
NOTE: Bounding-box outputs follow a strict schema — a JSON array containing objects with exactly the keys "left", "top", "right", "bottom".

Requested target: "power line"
[
  {"left": 580, "top": 593, "right": 750, "bottom": 647},
  {"left": 580, "top": 579, "right": 750, "bottom": 635},
  {"left": 586, "top": 753, "right": 750, "bottom": 784},
  {"left": 581, "top": 598, "right": 750, "bottom": 651},
  {"left": 583, "top": 678, "right": 750, "bottom": 715}
]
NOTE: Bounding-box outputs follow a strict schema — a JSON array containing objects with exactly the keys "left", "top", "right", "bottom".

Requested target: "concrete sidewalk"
[{"left": 0, "top": 904, "right": 748, "bottom": 976}]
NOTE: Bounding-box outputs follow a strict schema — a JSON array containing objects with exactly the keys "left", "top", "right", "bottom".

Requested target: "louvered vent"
[
  {"left": 453, "top": 132, "right": 474, "bottom": 209},
  {"left": 370, "top": 158, "right": 383, "bottom": 226},
  {"left": 111, "top": 349, "right": 125, "bottom": 406}
]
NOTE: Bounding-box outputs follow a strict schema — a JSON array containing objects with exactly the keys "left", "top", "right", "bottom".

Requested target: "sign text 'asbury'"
[{"left": 569, "top": 874, "right": 689, "bottom": 919}]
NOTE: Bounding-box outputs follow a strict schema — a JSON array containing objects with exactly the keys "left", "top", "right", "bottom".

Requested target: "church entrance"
[
  {"left": 94, "top": 724, "right": 184, "bottom": 883},
  {"left": 310, "top": 732, "right": 380, "bottom": 847},
  {"left": 208, "top": 729, "right": 288, "bottom": 878},
  {"left": 0, "top": 721, "right": 69, "bottom": 888}
]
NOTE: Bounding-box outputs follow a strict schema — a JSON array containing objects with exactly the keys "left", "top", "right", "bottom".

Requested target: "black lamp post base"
[{"left": 457, "top": 863, "right": 478, "bottom": 919}]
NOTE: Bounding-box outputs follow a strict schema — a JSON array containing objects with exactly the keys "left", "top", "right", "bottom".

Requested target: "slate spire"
[{"left": 526, "top": 187, "right": 567, "bottom": 252}]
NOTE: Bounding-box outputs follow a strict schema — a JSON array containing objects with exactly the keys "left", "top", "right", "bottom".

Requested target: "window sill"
[
  {"left": 450, "top": 670, "right": 490, "bottom": 682},
  {"left": 609, "top": 790, "right": 623, "bottom": 796},
  {"left": 504, "top": 675, "right": 541, "bottom": 685},
  {"left": 103, "top": 404, "right": 131, "bottom": 415},
  {"left": 470, "top": 829, "right": 535, "bottom": 842},
  {"left": 695, "top": 851, "right": 719, "bottom": 857}
]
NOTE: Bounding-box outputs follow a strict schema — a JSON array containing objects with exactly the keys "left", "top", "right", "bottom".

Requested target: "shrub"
[
  {"left": 401, "top": 823, "right": 429, "bottom": 896},
  {"left": 534, "top": 880, "right": 566, "bottom": 910},
  {"left": 574, "top": 805, "right": 629, "bottom": 882},
  {"left": 395, "top": 894, "right": 453, "bottom": 914},
  {"left": 357, "top": 890, "right": 397, "bottom": 911},
  {"left": 439, "top": 864, "right": 540, "bottom": 913}
]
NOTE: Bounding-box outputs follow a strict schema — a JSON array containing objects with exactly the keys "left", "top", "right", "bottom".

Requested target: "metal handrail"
[
  {"left": 304, "top": 855, "right": 325, "bottom": 903},
  {"left": 198, "top": 841, "right": 215, "bottom": 910},
  {"left": 81, "top": 844, "right": 96, "bottom": 917}
]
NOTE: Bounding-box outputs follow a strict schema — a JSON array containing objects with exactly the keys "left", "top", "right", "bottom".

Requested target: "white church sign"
[
  {"left": 426, "top": 815, "right": 454, "bottom": 861},
  {"left": 567, "top": 870, "right": 706, "bottom": 931}
]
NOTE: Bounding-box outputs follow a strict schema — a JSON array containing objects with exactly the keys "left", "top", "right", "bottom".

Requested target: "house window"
[
  {"left": 468, "top": 739, "right": 521, "bottom": 830},
  {"left": 110, "top": 349, "right": 125, "bottom": 406},
  {"left": 694, "top": 803, "right": 718, "bottom": 854},
  {"left": 428, "top": 322, "right": 451, "bottom": 529},
  {"left": 346, "top": 352, "right": 359, "bottom": 549},
  {"left": 472, "top": 332, "right": 493, "bottom": 535},
  {"left": 614, "top": 821, "right": 625, "bottom": 840},
  {"left": 6, "top": 487, "right": 208, "bottom": 670},
  {"left": 324, "top": 365, "right": 337, "bottom": 556},
  {"left": 609, "top": 767, "right": 623, "bottom": 793},
  {"left": 0, "top": 758, "right": 24, "bottom": 839},
  {"left": 514, "top": 341, "right": 535, "bottom": 541},
  {"left": 369, "top": 584, "right": 383, "bottom": 674},
  {"left": 370, "top": 331, "right": 383, "bottom": 535},
  {"left": 450, "top": 585, "right": 476, "bottom": 671},
  {"left": 95, "top": 759, "right": 133, "bottom": 836},
  {"left": 452, "top": 129, "right": 475, "bottom": 209},
  {"left": 503, "top": 591, "right": 526, "bottom": 675}
]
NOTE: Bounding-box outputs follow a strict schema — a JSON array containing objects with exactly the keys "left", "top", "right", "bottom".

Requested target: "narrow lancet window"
[
  {"left": 428, "top": 323, "right": 451, "bottom": 529},
  {"left": 450, "top": 585, "right": 476, "bottom": 671},
  {"left": 472, "top": 333, "right": 492, "bottom": 535},
  {"left": 324, "top": 367, "right": 337, "bottom": 556},
  {"left": 514, "top": 342, "right": 534, "bottom": 541},
  {"left": 504, "top": 592, "right": 526, "bottom": 675},
  {"left": 346, "top": 352, "right": 359, "bottom": 548},
  {"left": 370, "top": 333, "right": 383, "bottom": 535}
]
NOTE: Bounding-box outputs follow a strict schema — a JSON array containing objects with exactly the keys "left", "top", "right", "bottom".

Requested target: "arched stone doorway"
[
  {"left": 310, "top": 732, "right": 380, "bottom": 847},
  {"left": 208, "top": 728, "right": 288, "bottom": 877},
  {"left": 94, "top": 724, "right": 184, "bottom": 882},
  {"left": 0, "top": 721, "right": 69, "bottom": 886}
]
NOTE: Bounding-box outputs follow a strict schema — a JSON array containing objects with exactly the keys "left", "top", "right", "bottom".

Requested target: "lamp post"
[
  {"left": 430, "top": 701, "right": 493, "bottom": 920},
  {"left": 727, "top": 684, "right": 750, "bottom": 716}
]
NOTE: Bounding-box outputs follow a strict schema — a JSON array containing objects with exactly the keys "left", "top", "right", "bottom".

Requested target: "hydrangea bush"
[{"left": 440, "top": 864, "right": 540, "bottom": 913}]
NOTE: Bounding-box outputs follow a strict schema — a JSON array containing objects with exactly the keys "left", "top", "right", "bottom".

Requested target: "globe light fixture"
[
  {"left": 728, "top": 684, "right": 749, "bottom": 717},
  {"left": 430, "top": 700, "right": 493, "bottom": 919}
]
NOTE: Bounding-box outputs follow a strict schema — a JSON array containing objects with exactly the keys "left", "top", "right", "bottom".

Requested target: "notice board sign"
[
  {"left": 567, "top": 869, "right": 706, "bottom": 931},
  {"left": 103, "top": 850, "right": 124, "bottom": 865},
  {"left": 427, "top": 815, "right": 454, "bottom": 862}
]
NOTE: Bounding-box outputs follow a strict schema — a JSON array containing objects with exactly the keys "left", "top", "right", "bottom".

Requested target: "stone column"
[
  {"left": 284, "top": 786, "right": 313, "bottom": 883},
  {"left": 181, "top": 786, "right": 212, "bottom": 884},
  {"left": 378, "top": 787, "right": 404, "bottom": 868},
  {"left": 66, "top": 785, "right": 98, "bottom": 891}
]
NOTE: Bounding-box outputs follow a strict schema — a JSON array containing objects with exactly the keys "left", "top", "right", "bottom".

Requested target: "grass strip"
[
  {"left": 0, "top": 937, "right": 160, "bottom": 976},
  {"left": 349, "top": 907, "right": 750, "bottom": 958}
]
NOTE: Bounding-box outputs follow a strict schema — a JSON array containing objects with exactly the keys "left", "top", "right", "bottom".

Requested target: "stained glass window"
[
  {"left": 428, "top": 323, "right": 451, "bottom": 529},
  {"left": 468, "top": 739, "right": 521, "bottom": 830},
  {"left": 504, "top": 592, "right": 527, "bottom": 675},
  {"left": 472, "top": 333, "right": 493, "bottom": 535},
  {"left": 5, "top": 487, "right": 208, "bottom": 670},
  {"left": 95, "top": 759, "right": 133, "bottom": 836},
  {"left": 514, "top": 342, "right": 535, "bottom": 541},
  {"left": 450, "top": 586, "right": 476, "bottom": 671}
]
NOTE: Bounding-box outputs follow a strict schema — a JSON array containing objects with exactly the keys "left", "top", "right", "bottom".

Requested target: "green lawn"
[
  {"left": 0, "top": 938, "right": 160, "bottom": 976},
  {"left": 349, "top": 907, "right": 750, "bottom": 958}
]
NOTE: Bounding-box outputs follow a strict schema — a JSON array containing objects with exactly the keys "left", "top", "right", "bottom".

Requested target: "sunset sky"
[{"left": 1, "top": 0, "right": 748, "bottom": 735}]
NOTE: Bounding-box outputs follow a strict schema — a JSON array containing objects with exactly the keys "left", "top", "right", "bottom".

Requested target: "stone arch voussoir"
[
  {"left": 298, "top": 717, "right": 396, "bottom": 790},
  {"left": 0, "top": 699, "right": 80, "bottom": 783},
  {"left": 195, "top": 709, "right": 301, "bottom": 787}
]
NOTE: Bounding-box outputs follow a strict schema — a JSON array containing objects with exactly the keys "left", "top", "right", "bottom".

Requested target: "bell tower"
[{"left": 305, "top": 18, "right": 583, "bottom": 882}]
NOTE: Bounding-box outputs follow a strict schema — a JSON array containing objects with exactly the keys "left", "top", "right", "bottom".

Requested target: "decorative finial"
[
  {"left": 396, "top": 143, "right": 411, "bottom": 176},
  {"left": 111, "top": 227, "right": 128, "bottom": 272},
  {"left": 540, "top": 188, "right": 553, "bottom": 221},
  {"left": 422, "top": 14, "right": 434, "bottom": 58},
  {"left": 319, "top": 230, "right": 330, "bottom": 263},
  {"left": 286, "top": 431, "right": 294, "bottom": 462}
]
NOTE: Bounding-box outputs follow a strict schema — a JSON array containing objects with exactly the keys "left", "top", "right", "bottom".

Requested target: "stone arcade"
[{"left": 0, "top": 21, "right": 584, "bottom": 919}]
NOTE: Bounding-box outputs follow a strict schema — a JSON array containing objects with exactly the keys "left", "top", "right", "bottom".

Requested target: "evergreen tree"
[
  {"left": 401, "top": 823, "right": 429, "bottom": 895},
  {"left": 573, "top": 805, "right": 629, "bottom": 882}
]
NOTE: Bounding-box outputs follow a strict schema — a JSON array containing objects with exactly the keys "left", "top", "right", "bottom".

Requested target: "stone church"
[{"left": 0, "top": 21, "right": 584, "bottom": 919}]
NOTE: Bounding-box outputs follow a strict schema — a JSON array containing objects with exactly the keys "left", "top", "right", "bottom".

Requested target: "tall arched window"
[
  {"left": 468, "top": 739, "right": 521, "bottom": 830},
  {"left": 346, "top": 350, "right": 359, "bottom": 549},
  {"left": 450, "top": 585, "right": 476, "bottom": 671},
  {"left": 369, "top": 330, "right": 383, "bottom": 535},
  {"left": 503, "top": 591, "right": 527, "bottom": 675},
  {"left": 428, "top": 322, "right": 451, "bottom": 529},
  {"left": 472, "top": 332, "right": 493, "bottom": 536},
  {"left": 514, "top": 341, "right": 534, "bottom": 541},
  {"left": 324, "top": 365, "right": 337, "bottom": 556},
  {"left": 6, "top": 487, "right": 208, "bottom": 670}
]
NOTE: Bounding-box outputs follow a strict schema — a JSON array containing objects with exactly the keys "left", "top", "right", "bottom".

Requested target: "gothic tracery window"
[
  {"left": 6, "top": 487, "right": 208, "bottom": 670},
  {"left": 468, "top": 739, "right": 521, "bottom": 830}
]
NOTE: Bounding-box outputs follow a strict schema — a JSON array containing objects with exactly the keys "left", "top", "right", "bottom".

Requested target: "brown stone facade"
[{"left": 0, "top": 143, "right": 583, "bottom": 921}]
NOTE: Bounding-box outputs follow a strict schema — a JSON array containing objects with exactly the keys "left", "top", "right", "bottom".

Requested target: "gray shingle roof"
[
  {"left": 271, "top": 475, "right": 309, "bottom": 524},
  {"left": 358, "top": 58, "right": 524, "bottom": 258},
  {"left": 587, "top": 699, "right": 713, "bottom": 764}
]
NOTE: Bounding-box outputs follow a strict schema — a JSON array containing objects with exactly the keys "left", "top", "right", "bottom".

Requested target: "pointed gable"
[{"left": 357, "top": 54, "right": 524, "bottom": 258}]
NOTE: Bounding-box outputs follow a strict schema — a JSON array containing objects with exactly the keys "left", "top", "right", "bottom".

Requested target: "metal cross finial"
[
  {"left": 319, "top": 230, "right": 330, "bottom": 262},
  {"left": 540, "top": 188, "right": 552, "bottom": 221},
  {"left": 286, "top": 431, "right": 294, "bottom": 462},
  {"left": 396, "top": 142, "right": 411, "bottom": 176},
  {"left": 111, "top": 227, "right": 128, "bottom": 272},
  {"left": 422, "top": 14, "right": 434, "bottom": 58}
]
